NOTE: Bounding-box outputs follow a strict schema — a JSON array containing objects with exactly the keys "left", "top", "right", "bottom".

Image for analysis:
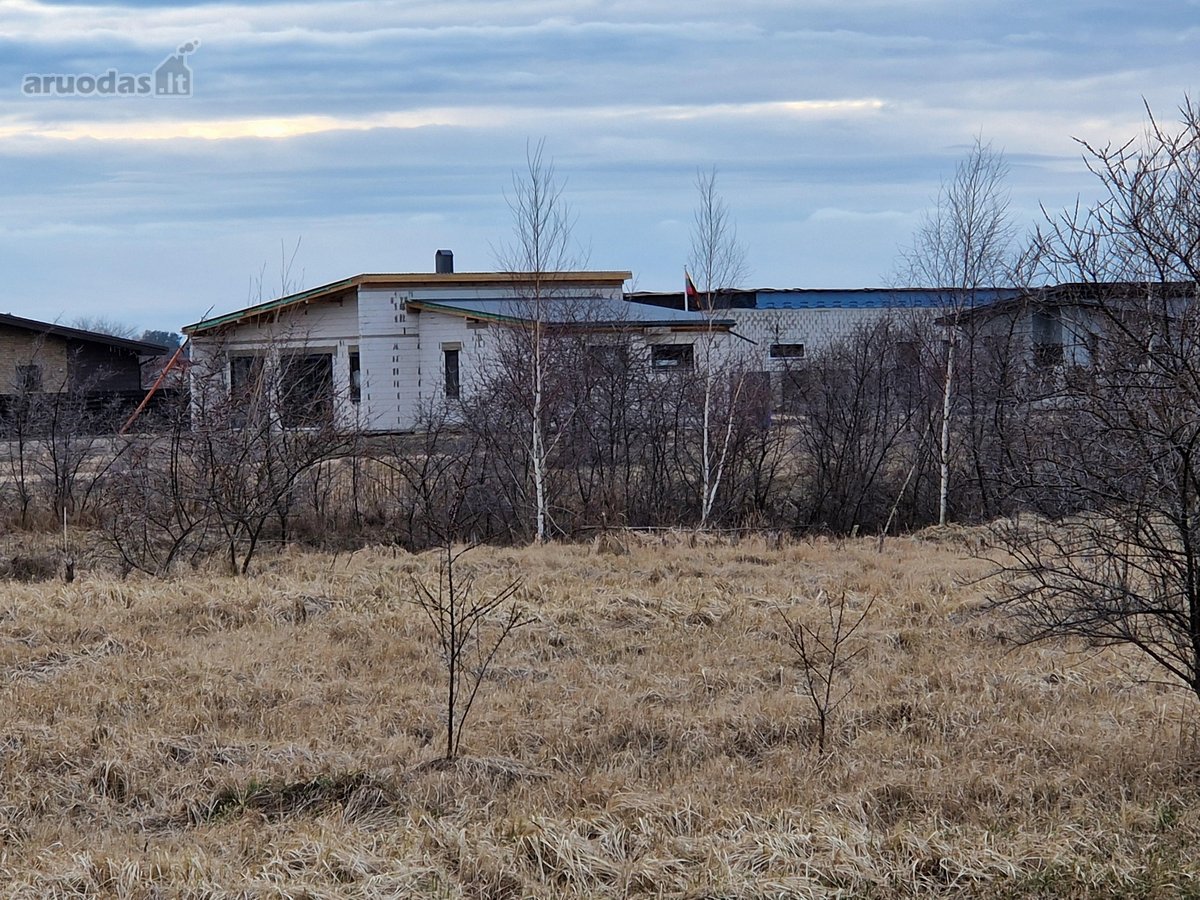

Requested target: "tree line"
[{"left": 0, "top": 103, "right": 1196, "bottom": 549}]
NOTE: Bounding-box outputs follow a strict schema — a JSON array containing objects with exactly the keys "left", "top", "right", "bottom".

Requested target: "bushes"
[{"left": 0, "top": 309, "right": 1046, "bottom": 568}]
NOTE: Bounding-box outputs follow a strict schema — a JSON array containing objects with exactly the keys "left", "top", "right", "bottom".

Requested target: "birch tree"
[
  {"left": 901, "top": 137, "right": 1016, "bottom": 525},
  {"left": 495, "top": 140, "right": 580, "bottom": 543},
  {"left": 688, "top": 167, "right": 749, "bottom": 527}
]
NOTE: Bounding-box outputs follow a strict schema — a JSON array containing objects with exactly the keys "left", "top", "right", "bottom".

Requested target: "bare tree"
[
  {"left": 33, "top": 382, "right": 120, "bottom": 523},
  {"left": 100, "top": 409, "right": 212, "bottom": 576},
  {"left": 993, "top": 98, "right": 1200, "bottom": 701},
  {"left": 492, "top": 140, "right": 583, "bottom": 543},
  {"left": 114, "top": 325, "right": 360, "bottom": 575},
  {"left": 410, "top": 538, "right": 530, "bottom": 761},
  {"left": 777, "top": 591, "right": 875, "bottom": 754},
  {"left": 69, "top": 317, "right": 139, "bottom": 339},
  {"left": 202, "top": 344, "right": 357, "bottom": 574},
  {"left": 140, "top": 329, "right": 184, "bottom": 349},
  {"left": 687, "top": 167, "right": 750, "bottom": 526},
  {"left": 901, "top": 137, "right": 1017, "bottom": 525},
  {"left": 0, "top": 344, "right": 129, "bottom": 528},
  {"left": 385, "top": 402, "right": 500, "bottom": 549},
  {"left": 790, "top": 316, "right": 929, "bottom": 534},
  {"left": 248, "top": 237, "right": 305, "bottom": 306}
]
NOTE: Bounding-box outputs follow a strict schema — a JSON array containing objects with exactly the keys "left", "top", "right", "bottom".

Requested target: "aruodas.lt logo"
[{"left": 22, "top": 42, "right": 200, "bottom": 98}]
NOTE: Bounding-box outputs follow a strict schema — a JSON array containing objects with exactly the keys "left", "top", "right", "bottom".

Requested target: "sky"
[{"left": 0, "top": 0, "right": 1198, "bottom": 333}]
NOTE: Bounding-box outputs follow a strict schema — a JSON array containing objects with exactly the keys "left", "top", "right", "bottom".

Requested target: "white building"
[{"left": 183, "top": 252, "right": 737, "bottom": 432}]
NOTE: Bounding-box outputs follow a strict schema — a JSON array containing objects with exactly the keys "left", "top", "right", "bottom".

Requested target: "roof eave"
[
  {"left": 410, "top": 299, "right": 732, "bottom": 330},
  {"left": 0, "top": 313, "right": 168, "bottom": 354},
  {"left": 406, "top": 299, "right": 525, "bottom": 325},
  {"left": 185, "top": 270, "right": 633, "bottom": 335},
  {"left": 183, "top": 276, "right": 362, "bottom": 334}
]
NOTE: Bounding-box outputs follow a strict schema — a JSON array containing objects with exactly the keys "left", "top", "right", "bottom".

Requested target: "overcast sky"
[{"left": 1, "top": 0, "right": 1197, "bottom": 332}]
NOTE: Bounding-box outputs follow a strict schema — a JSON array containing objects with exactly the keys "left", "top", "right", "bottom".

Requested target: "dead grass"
[{"left": 0, "top": 529, "right": 1195, "bottom": 896}]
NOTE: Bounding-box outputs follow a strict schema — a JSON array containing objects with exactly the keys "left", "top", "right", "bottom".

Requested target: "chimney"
[{"left": 435, "top": 249, "right": 454, "bottom": 274}]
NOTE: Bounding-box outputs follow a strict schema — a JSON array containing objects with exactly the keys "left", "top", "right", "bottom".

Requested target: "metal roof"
[
  {"left": 411, "top": 296, "right": 734, "bottom": 328},
  {"left": 0, "top": 313, "right": 169, "bottom": 354},
  {"left": 629, "top": 287, "right": 1024, "bottom": 311},
  {"left": 945, "top": 282, "right": 1200, "bottom": 323},
  {"left": 752, "top": 287, "right": 1023, "bottom": 310}
]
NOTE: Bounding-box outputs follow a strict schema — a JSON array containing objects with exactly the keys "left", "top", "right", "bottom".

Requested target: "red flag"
[{"left": 685, "top": 270, "right": 700, "bottom": 311}]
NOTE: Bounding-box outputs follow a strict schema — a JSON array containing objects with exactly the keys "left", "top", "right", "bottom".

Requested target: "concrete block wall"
[
  {"left": 357, "top": 287, "right": 419, "bottom": 430},
  {"left": 727, "top": 307, "right": 898, "bottom": 369}
]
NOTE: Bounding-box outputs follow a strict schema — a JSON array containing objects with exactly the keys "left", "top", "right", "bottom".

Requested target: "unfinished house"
[{"left": 183, "top": 252, "right": 737, "bottom": 432}]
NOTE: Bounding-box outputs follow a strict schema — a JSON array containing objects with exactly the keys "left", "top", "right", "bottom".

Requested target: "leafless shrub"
[
  {"left": 99, "top": 334, "right": 358, "bottom": 575},
  {"left": 409, "top": 541, "right": 531, "bottom": 761},
  {"left": 1, "top": 553, "right": 60, "bottom": 583},
  {"left": 99, "top": 418, "right": 211, "bottom": 576},
  {"left": 777, "top": 591, "right": 875, "bottom": 753},
  {"left": 0, "top": 382, "right": 130, "bottom": 530},
  {"left": 992, "top": 98, "right": 1200, "bottom": 702}
]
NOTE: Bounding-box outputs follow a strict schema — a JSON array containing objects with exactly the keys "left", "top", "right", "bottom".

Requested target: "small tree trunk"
[
  {"left": 701, "top": 370, "right": 713, "bottom": 526},
  {"left": 445, "top": 545, "right": 458, "bottom": 759},
  {"left": 532, "top": 318, "right": 547, "bottom": 543},
  {"left": 939, "top": 334, "right": 956, "bottom": 527},
  {"left": 532, "top": 414, "right": 546, "bottom": 543}
]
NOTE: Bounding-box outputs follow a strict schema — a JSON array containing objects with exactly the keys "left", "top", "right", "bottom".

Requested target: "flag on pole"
[{"left": 685, "top": 270, "right": 699, "bottom": 311}]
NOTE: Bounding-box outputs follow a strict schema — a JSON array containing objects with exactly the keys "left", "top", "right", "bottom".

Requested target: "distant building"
[
  {"left": 632, "top": 286, "right": 1022, "bottom": 358},
  {"left": 183, "top": 251, "right": 738, "bottom": 432},
  {"left": 0, "top": 313, "right": 169, "bottom": 410},
  {"left": 631, "top": 287, "right": 1020, "bottom": 405},
  {"left": 942, "top": 283, "right": 1121, "bottom": 371}
]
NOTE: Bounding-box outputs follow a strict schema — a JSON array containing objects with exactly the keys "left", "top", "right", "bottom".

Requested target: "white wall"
[
  {"left": 187, "top": 296, "right": 360, "bottom": 426},
  {"left": 415, "top": 308, "right": 490, "bottom": 413},
  {"left": 357, "top": 287, "right": 420, "bottom": 430}
]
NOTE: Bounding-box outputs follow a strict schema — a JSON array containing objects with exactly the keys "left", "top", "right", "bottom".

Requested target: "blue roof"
[
  {"left": 413, "top": 295, "right": 734, "bottom": 327},
  {"left": 627, "top": 287, "right": 1024, "bottom": 312},
  {"left": 752, "top": 288, "right": 1023, "bottom": 310}
]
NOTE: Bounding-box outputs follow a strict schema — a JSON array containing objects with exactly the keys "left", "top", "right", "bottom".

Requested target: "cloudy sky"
[{"left": 0, "top": 0, "right": 1196, "bottom": 332}]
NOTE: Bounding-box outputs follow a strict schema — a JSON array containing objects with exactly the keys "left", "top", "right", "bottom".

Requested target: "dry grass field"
[{"left": 0, "top": 529, "right": 1197, "bottom": 897}]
